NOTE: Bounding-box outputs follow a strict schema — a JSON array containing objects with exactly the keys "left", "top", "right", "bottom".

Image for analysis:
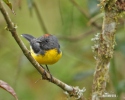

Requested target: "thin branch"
[
  {"left": 70, "top": 0, "right": 101, "bottom": 30},
  {"left": 70, "top": 0, "right": 89, "bottom": 18},
  {"left": 0, "top": 1, "right": 85, "bottom": 100},
  {"left": 13, "top": 54, "right": 23, "bottom": 89},
  {"left": 88, "top": 13, "right": 104, "bottom": 26},
  {"left": 58, "top": 0, "right": 64, "bottom": 25},
  {"left": 17, "top": 0, "right": 22, "bottom": 9},
  {"left": 32, "top": 1, "right": 49, "bottom": 34},
  {"left": 59, "top": 29, "right": 96, "bottom": 42}
]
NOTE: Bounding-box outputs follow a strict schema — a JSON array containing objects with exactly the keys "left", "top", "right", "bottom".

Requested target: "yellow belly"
[{"left": 31, "top": 49, "right": 62, "bottom": 65}]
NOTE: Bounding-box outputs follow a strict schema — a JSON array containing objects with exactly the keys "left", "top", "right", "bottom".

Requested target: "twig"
[
  {"left": 0, "top": 1, "right": 85, "bottom": 100},
  {"left": 32, "top": 1, "right": 49, "bottom": 34},
  {"left": 13, "top": 54, "right": 23, "bottom": 89},
  {"left": 70, "top": 0, "right": 101, "bottom": 30},
  {"left": 70, "top": 0, "right": 89, "bottom": 18},
  {"left": 88, "top": 13, "right": 104, "bottom": 26},
  {"left": 58, "top": 0, "right": 64, "bottom": 25},
  {"left": 69, "top": 4, "right": 74, "bottom": 35},
  {"left": 59, "top": 29, "right": 96, "bottom": 42},
  {"left": 17, "top": 0, "right": 22, "bottom": 9}
]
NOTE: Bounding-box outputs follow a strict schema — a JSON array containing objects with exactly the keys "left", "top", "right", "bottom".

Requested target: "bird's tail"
[{"left": 21, "top": 34, "right": 35, "bottom": 42}]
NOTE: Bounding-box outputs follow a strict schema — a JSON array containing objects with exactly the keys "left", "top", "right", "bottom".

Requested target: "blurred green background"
[{"left": 0, "top": 0, "right": 125, "bottom": 100}]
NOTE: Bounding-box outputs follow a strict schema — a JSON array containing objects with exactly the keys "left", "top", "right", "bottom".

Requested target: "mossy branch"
[
  {"left": 0, "top": 1, "right": 85, "bottom": 100},
  {"left": 91, "top": 0, "right": 123, "bottom": 100}
]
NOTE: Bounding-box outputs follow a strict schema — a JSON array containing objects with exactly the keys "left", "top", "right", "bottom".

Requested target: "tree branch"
[
  {"left": 91, "top": 0, "right": 122, "bottom": 99},
  {"left": 0, "top": 1, "right": 85, "bottom": 100}
]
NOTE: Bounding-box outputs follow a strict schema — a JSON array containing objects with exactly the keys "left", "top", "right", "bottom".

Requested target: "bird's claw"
[{"left": 42, "top": 69, "right": 54, "bottom": 82}]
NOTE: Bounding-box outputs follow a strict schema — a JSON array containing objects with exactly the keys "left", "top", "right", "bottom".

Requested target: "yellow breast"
[{"left": 30, "top": 48, "right": 62, "bottom": 65}]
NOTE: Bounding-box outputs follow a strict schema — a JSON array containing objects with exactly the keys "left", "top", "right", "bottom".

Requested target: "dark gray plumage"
[{"left": 21, "top": 34, "right": 61, "bottom": 55}]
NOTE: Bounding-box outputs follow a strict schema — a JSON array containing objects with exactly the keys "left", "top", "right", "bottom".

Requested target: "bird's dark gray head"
[{"left": 38, "top": 34, "right": 60, "bottom": 51}]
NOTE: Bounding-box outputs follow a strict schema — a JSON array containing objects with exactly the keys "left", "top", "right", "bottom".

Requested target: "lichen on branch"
[{"left": 91, "top": 0, "right": 122, "bottom": 100}]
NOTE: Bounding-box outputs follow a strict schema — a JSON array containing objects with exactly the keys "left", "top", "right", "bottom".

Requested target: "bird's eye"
[{"left": 45, "top": 39, "right": 48, "bottom": 43}]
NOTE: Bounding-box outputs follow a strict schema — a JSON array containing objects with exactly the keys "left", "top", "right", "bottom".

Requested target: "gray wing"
[{"left": 30, "top": 38, "right": 45, "bottom": 55}]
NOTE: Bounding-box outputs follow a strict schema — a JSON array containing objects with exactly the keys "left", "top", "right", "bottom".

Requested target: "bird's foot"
[
  {"left": 45, "top": 65, "right": 54, "bottom": 82},
  {"left": 48, "top": 73, "right": 54, "bottom": 82},
  {"left": 41, "top": 65, "right": 54, "bottom": 82}
]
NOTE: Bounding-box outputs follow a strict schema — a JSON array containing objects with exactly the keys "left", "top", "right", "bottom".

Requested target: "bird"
[{"left": 21, "top": 33, "right": 62, "bottom": 80}]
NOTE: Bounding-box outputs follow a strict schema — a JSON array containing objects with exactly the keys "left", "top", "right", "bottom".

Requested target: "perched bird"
[{"left": 21, "top": 34, "right": 62, "bottom": 76}]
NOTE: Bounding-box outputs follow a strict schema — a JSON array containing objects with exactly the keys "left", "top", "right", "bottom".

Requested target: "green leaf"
[{"left": 3, "top": 0, "right": 15, "bottom": 14}]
